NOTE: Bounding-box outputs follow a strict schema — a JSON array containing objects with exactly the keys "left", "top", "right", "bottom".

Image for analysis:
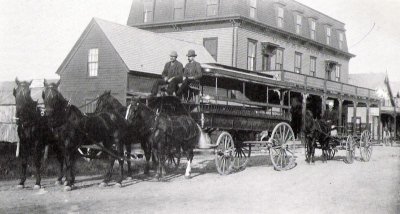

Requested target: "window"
[
  {"left": 88, "top": 48, "right": 98, "bottom": 77},
  {"left": 249, "top": 0, "right": 257, "bottom": 19},
  {"left": 85, "top": 98, "right": 97, "bottom": 113},
  {"left": 294, "top": 52, "right": 302, "bottom": 73},
  {"left": 310, "top": 56, "right": 316, "bottom": 77},
  {"left": 143, "top": 0, "right": 154, "bottom": 23},
  {"left": 277, "top": 7, "right": 284, "bottom": 28},
  {"left": 296, "top": 14, "right": 302, "bottom": 35},
  {"left": 335, "top": 64, "right": 341, "bottom": 81},
  {"left": 262, "top": 55, "right": 271, "bottom": 70},
  {"left": 275, "top": 48, "right": 284, "bottom": 70},
  {"left": 203, "top": 37, "right": 218, "bottom": 61},
  {"left": 326, "top": 26, "right": 331, "bottom": 45},
  {"left": 247, "top": 39, "right": 257, "bottom": 71},
  {"left": 338, "top": 32, "right": 344, "bottom": 50},
  {"left": 310, "top": 19, "right": 316, "bottom": 40},
  {"left": 174, "top": 0, "right": 185, "bottom": 20},
  {"left": 207, "top": 0, "right": 219, "bottom": 16}
]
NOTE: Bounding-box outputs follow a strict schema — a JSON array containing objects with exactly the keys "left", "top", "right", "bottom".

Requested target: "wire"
[{"left": 349, "top": 22, "right": 375, "bottom": 49}]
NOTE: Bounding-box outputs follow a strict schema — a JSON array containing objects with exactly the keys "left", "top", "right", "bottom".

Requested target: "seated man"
[
  {"left": 176, "top": 49, "right": 202, "bottom": 99},
  {"left": 151, "top": 51, "right": 183, "bottom": 96}
]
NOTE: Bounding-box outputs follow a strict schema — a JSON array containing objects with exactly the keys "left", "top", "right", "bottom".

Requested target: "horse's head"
[
  {"left": 95, "top": 90, "right": 117, "bottom": 112},
  {"left": 126, "top": 98, "right": 141, "bottom": 122},
  {"left": 303, "top": 110, "right": 315, "bottom": 133},
  {"left": 42, "top": 79, "right": 63, "bottom": 117},
  {"left": 13, "top": 78, "right": 33, "bottom": 105}
]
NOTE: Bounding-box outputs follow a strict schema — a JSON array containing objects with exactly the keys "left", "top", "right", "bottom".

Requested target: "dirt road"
[{"left": 1, "top": 146, "right": 399, "bottom": 214}]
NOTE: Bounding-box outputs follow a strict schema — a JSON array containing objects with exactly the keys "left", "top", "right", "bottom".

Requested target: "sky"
[{"left": 0, "top": 0, "right": 399, "bottom": 83}]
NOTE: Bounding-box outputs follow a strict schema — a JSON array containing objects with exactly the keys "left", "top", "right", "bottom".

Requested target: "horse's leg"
[
  {"left": 305, "top": 138, "right": 310, "bottom": 164},
  {"left": 17, "top": 141, "right": 27, "bottom": 189},
  {"left": 33, "top": 141, "right": 44, "bottom": 189},
  {"left": 125, "top": 142, "right": 133, "bottom": 180},
  {"left": 115, "top": 139, "right": 124, "bottom": 187},
  {"left": 55, "top": 145, "right": 64, "bottom": 185},
  {"left": 64, "top": 146, "right": 74, "bottom": 191},
  {"left": 311, "top": 139, "right": 316, "bottom": 164},
  {"left": 100, "top": 142, "right": 115, "bottom": 187},
  {"left": 142, "top": 141, "right": 151, "bottom": 175},
  {"left": 185, "top": 149, "right": 194, "bottom": 179}
]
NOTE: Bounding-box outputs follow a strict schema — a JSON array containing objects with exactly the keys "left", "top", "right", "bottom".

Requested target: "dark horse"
[
  {"left": 96, "top": 91, "right": 152, "bottom": 175},
  {"left": 303, "top": 110, "right": 332, "bottom": 164},
  {"left": 42, "top": 80, "right": 128, "bottom": 190},
  {"left": 94, "top": 91, "right": 135, "bottom": 180},
  {"left": 13, "top": 78, "right": 56, "bottom": 189},
  {"left": 126, "top": 96, "right": 203, "bottom": 179}
]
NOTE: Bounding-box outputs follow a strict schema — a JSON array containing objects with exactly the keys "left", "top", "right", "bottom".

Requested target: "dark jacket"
[
  {"left": 162, "top": 61, "right": 184, "bottom": 80},
  {"left": 183, "top": 61, "right": 202, "bottom": 80}
]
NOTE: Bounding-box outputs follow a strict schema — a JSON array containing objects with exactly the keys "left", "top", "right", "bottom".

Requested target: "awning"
[
  {"left": 261, "top": 42, "right": 279, "bottom": 56},
  {"left": 325, "top": 60, "right": 338, "bottom": 71},
  {"left": 201, "top": 63, "right": 287, "bottom": 89}
]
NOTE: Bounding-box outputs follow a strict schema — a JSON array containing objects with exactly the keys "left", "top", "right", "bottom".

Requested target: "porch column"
[
  {"left": 321, "top": 94, "right": 327, "bottom": 118},
  {"left": 378, "top": 102, "right": 381, "bottom": 141},
  {"left": 302, "top": 93, "right": 309, "bottom": 131},
  {"left": 338, "top": 98, "right": 343, "bottom": 134},
  {"left": 394, "top": 113, "right": 397, "bottom": 140},
  {"left": 353, "top": 100, "right": 358, "bottom": 134},
  {"left": 366, "top": 102, "right": 370, "bottom": 131}
]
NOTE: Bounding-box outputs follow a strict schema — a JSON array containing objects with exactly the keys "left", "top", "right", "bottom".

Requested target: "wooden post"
[
  {"left": 353, "top": 100, "right": 358, "bottom": 134},
  {"left": 302, "top": 93, "right": 309, "bottom": 132},
  {"left": 394, "top": 113, "right": 397, "bottom": 141},
  {"left": 321, "top": 94, "right": 327, "bottom": 118},
  {"left": 366, "top": 102, "right": 370, "bottom": 132},
  {"left": 338, "top": 98, "right": 343, "bottom": 134}
]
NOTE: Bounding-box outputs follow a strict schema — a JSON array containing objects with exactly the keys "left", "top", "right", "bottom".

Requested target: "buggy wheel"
[
  {"left": 345, "top": 135, "right": 355, "bottom": 164},
  {"left": 360, "top": 130, "right": 373, "bottom": 162},
  {"left": 232, "top": 142, "right": 251, "bottom": 171},
  {"left": 215, "top": 132, "right": 234, "bottom": 175},
  {"left": 269, "top": 122, "right": 296, "bottom": 171}
]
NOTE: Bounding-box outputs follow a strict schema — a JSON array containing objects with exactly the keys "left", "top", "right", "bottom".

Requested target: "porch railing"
[{"left": 259, "top": 70, "right": 377, "bottom": 100}]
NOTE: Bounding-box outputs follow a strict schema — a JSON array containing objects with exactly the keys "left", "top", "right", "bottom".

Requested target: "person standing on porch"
[{"left": 151, "top": 51, "right": 183, "bottom": 96}]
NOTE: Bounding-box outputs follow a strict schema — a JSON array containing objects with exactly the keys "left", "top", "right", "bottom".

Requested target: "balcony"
[{"left": 258, "top": 70, "right": 378, "bottom": 100}]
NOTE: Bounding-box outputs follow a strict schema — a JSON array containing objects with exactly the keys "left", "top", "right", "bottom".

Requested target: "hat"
[
  {"left": 169, "top": 51, "right": 178, "bottom": 57},
  {"left": 186, "top": 49, "right": 197, "bottom": 57}
]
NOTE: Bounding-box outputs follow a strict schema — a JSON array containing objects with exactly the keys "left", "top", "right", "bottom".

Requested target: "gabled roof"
[{"left": 57, "top": 18, "right": 216, "bottom": 75}]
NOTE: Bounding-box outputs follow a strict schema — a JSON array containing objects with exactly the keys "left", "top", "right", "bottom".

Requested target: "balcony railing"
[{"left": 258, "top": 70, "right": 378, "bottom": 100}]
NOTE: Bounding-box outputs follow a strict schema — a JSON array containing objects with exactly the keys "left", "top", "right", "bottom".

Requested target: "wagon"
[
  {"left": 179, "top": 63, "right": 298, "bottom": 174},
  {"left": 305, "top": 126, "right": 373, "bottom": 164}
]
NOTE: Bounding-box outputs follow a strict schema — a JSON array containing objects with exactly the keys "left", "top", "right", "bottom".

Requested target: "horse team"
[{"left": 13, "top": 78, "right": 202, "bottom": 191}]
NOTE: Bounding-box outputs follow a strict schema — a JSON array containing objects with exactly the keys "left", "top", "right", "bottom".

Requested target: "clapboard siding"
[
  {"left": 59, "top": 23, "right": 128, "bottom": 107},
  {"left": 236, "top": 27, "right": 349, "bottom": 83},
  {"left": 159, "top": 28, "right": 234, "bottom": 66}
]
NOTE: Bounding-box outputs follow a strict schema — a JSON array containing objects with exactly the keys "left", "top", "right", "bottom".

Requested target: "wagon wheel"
[
  {"left": 214, "top": 132, "right": 234, "bottom": 175},
  {"left": 232, "top": 142, "right": 251, "bottom": 171},
  {"left": 360, "top": 130, "right": 373, "bottom": 162},
  {"left": 345, "top": 135, "right": 355, "bottom": 164},
  {"left": 269, "top": 122, "right": 296, "bottom": 171}
]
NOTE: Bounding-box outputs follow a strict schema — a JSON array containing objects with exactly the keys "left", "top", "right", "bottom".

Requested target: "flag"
[{"left": 384, "top": 73, "right": 395, "bottom": 107}]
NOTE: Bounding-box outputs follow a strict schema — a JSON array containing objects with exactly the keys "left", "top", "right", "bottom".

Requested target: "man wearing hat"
[
  {"left": 151, "top": 51, "right": 184, "bottom": 96},
  {"left": 176, "top": 49, "right": 203, "bottom": 97}
]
